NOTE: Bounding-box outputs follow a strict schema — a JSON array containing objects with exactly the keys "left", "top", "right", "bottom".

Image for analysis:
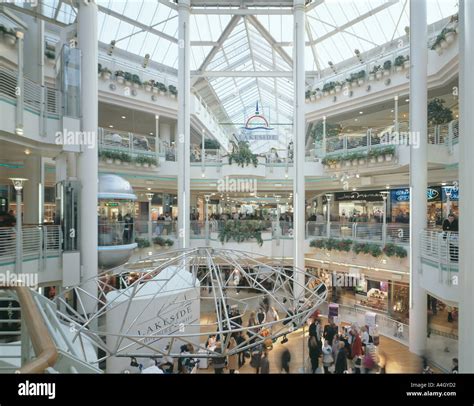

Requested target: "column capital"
[
  {"left": 293, "top": 0, "right": 306, "bottom": 10},
  {"left": 177, "top": 0, "right": 191, "bottom": 10}
]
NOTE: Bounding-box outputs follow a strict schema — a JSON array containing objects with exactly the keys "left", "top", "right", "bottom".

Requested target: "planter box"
[
  {"left": 145, "top": 85, "right": 152, "bottom": 92},
  {"left": 132, "top": 83, "right": 140, "bottom": 89},
  {"left": 377, "top": 155, "right": 385, "bottom": 163},
  {"left": 335, "top": 162, "right": 342, "bottom": 169},
  {"left": 368, "top": 73, "right": 375, "bottom": 81},
  {"left": 135, "top": 162, "right": 142, "bottom": 168},
  {"left": 395, "top": 65, "right": 403, "bottom": 72},
  {"left": 385, "top": 154, "right": 393, "bottom": 162},
  {"left": 445, "top": 31, "right": 456, "bottom": 44},
  {"left": 383, "top": 69, "right": 390, "bottom": 77},
  {"left": 403, "top": 60, "right": 410, "bottom": 70},
  {"left": 106, "top": 158, "right": 113, "bottom": 164},
  {"left": 160, "top": 91, "right": 166, "bottom": 96},
  {"left": 369, "top": 158, "right": 377, "bottom": 164},
  {"left": 335, "top": 85, "right": 342, "bottom": 93},
  {"left": 316, "top": 93, "right": 322, "bottom": 100},
  {"left": 125, "top": 81, "right": 132, "bottom": 87},
  {"left": 114, "top": 159, "right": 122, "bottom": 165},
  {"left": 152, "top": 87, "right": 159, "bottom": 94},
  {"left": 344, "top": 160, "right": 351, "bottom": 167},
  {"left": 329, "top": 89, "right": 335, "bottom": 95},
  {"left": 4, "top": 34, "right": 16, "bottom": 46},
  {"left": 101, "top": 72, "right": 111, "bottom": 80},
  {"left": 116, "top": 76, "right": 125, "bottom": 84},
  {"left": 143, "top": 163, "right": 150, "bottom": 168},
  {"left": 376, "top": 71, "right": 383, "bottom": 80},
  {"left": 358, "top": 158, "right": 366, "bottom": 165},
  {"left": 357, "top": 79, "right": 364, "bottom": 86}
]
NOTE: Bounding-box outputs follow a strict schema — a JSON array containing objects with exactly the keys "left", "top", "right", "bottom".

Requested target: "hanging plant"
[
  {"left": 228, "top": 141, "right": 258, "bottom": 167},
  {"left": 218, "top": 220, "right": 263, "bottom": 246}
]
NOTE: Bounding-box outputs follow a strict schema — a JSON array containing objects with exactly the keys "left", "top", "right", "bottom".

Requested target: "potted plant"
[
  {"left": 383, "top": 60, "right": 392, "bottom": 76},
  {"left": 444, "top": 27, "right": 456, "bottom": 44},
  {"left": 358, "top": 152, "right": 367, "bottom": 165},
  {"left": 357, "top": 70, "right": 366, "bottom": 86},
  {"left": 114, "top": 152, "right": 122, "bottom": 165},
  {"left": 374, "top": 65, "right": 383, "bottom": 80},
  {"left": 403, "top": 55, "right": 410, "bottom": 70},
  {"left": 101, "top": 67, "right": 112, "bottom": 80},
  {"left": 168, "top": 85, "right": 177, "bottom": 98},
  {"left": 335, "top": 81, "right": 343, "bottom": 93},
  {"left": 131, "top": 74, "right": 141, "bottom": 89},
  {"left": 394, "top": 55, "right": 405, "bottom": 72},
  {"left": 351, "top": 153, "right": 359, "bottom": 167},
  {"left": 44, "top": 42, "right": 56, "bottom": 63},
  {"left": 143, "top": 81, "right": 153, "bottom": 92},
  {"left": 305, "top": 89, "right": 311, "bottom": 101},
  {"left": 315, "top": 89, "right": 322, "bottom": 100},
  {"left": 335, "top": 155, "right": 342, "bottom": 169},
  {"left": 151, "top": 81, "right": 159, "bottom": 94},
  {"left": 343, "top": 155, "right": 351, "bottom": 167},
  {"left": 134, "top": 155, "right": 143, "bottom": 167},
  {"left": 368, "top": 149, "right": 377, "bottom": 164},
  {"left": 156, "top": 82, "right": 167, "bottom": 95},
  {"left": 4, "top": 28, "right": 17, "bottom": 46},
  {"left": 124, "top": 72, "right": 132, "bottom": 87},
  {"left": 120, "top": 152, "right": 132, "bottom": 166},
  {"left": 98, "top": 63, "right": 102, "bottom": 77},
  {"left": 383, "top": 146, "right": 396, "bottom": 161},
  {"left": 115, "top": 70, "right": 125, "bottom": 84},
  {"left": 103, "top": 150, "right": 114, "bottom": 165}
]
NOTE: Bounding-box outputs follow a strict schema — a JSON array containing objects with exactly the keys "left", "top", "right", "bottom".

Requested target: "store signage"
[
  {"left": 236, "top": 102, "right": 279, "bottom": 141},
  {"left": 390, "top": 187, "right": 442, "bottom": 202},
  {"left": 105, "top": 202, "right": 119, "bottom": 207},
  {"left": 334, "top": 190, "right": 384, "bottom": 202},
  {"left": 442, "top": 186, "right": 459, "bottom": 201}
]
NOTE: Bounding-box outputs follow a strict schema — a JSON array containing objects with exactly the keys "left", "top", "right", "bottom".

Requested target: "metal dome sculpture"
[{"left": 55, "top": 248, "right": 327, "bottom": 372}]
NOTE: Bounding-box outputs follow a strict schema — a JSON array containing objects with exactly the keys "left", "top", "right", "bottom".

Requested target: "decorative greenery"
[
  {"left": 168, "top": 85, "right": 177, "bottom": 96},
  {"left": 99, "top": 150, "right": 122, "bottom": 160},
  {"left": 120, "top": 152, "right": 132, "bottom": 163},
  {"left": 383, "top": 60, "right": 392, "bottom": 71},
  {"left": 431, "top": 27, "right": 456, "bottom": 50},
  {"left": 383, "top": 243, "right": 408, "bottom": 258},
  {"left": 394, "top": 55, "right": 407, "bottom": 67},
  {"left": 153, "top": 237, "right": 174, "bottom": 247},
  {"left": 101, "top": 67, "right": 112, "bottom": 75},
  {"left": 305, "top": 90, "right": 312, "bottom": 99},
  {"left": 135, "top": 238, "right": 151, "bottom": 248},
  {"left": 135, "top": 155, "right": 157, "bottom": 166},
  {"left": 370, "top": 65, "right": 382, "bottom": 74},
  {"left": 427, "top": 98, "right": 453, "bottom": 125},
  {"left": 218, "top": 220, "right": 263, "bottom": 246},
  {"left": 311, "top": 238, "right": 407, "bottom": 259},
  {"left": 131, "top": 74, "right": 141, "bottom": 85},
  {"left": 155, "top": 82, "right": 167, "bottom": 92},
  {"left": 115, "top": 70, "right": 125, "bottom": 78},
  {"left": 228, "top": 141, "right": 258, "bottom": 167}
]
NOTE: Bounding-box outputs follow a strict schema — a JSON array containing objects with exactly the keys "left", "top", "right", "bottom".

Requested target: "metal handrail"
[{"left": 0, "top": 285, "right": 58, "bottom": 373}]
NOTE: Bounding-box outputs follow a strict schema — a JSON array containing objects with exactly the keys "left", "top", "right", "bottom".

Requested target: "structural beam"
[
  {"left": 177, "top": 0, "right": 191, "bottom": 249},
  {"left": 97, "top": 5, "right": 178, "bottom": 44},
  {"left": 458, "top": 0, "right": 474, "bottom": 373},
  {"left": 191, "top": 9, "right": 294, "bottom": 15},
  {"left": 192, "top": 70, "right": 293, "bottom": 77},
  {"left": 293, "top": 0, "right": 306, "bottom": 304},
  {"left": 306, "top": 0, "right": 399, "bottom": 46},
  {"left": 408, "top": 0, "right": 427, "bottom": 355}
]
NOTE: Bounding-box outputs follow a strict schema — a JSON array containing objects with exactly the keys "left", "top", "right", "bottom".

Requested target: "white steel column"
[
  {"left": 459, "top": 0, "right": 474, "bottom": 373},
  {"left": 177, "top": 0, "right": 191, "bottom": 249},
  {"left": 16, "top": 31, "right": 24, "bottom": 135},
  {"left": 293, "top": 0, "right": 306, "bottom": 303},
  {"left": 408, "top": 0, "right": 428, "bottom": 355},
  {"left": 77, "top": 1, "right": 98, "bottom": 310}
]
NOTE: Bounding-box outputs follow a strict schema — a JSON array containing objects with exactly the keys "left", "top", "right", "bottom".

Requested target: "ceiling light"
[
  {"left": 149, "top": 132, "right": 153, "bottom": 135},
  {"left": 405, "top": 99, "right": 410, "bottom": 102},
  {"left": 352, "top": 188, "right": 357, "bottom": 191},
  {"left": 147, "top": 187, "right": 151, "bottom": 191},
  {"left": 24, "top": 149, "right": 31, "bottom": 155},
  {"left": 359, "top": 111, "right": 363, "bottom": 115},
  {"left": 391, "top": 110, "right": 394, "bottom": 113},
  {"left": 201, "top": 173, "right": 205, "bottom": 178},
  {"left": 354, "top": 118, "right": 358, "bottom": 122},
  {"left": 109, "top": 125, "right": 114, "bottom": 128},
  {"left": 386, "top": 185, "right": 390, "bottom": 189},
  {"left": 121, "top": 115, "right": 126, "bottom": 119},
  {"left": 441, "top": 182, "right": 447, "bottom": 186}
]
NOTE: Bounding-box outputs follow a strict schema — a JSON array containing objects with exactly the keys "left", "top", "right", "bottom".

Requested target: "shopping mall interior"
[{"left": 0, "top": 0, "right": 473, "bottom": 376}]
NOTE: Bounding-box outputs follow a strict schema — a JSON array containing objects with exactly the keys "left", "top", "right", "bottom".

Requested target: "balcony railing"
[
  {"left": 98, "top": 128, "right": 177, "bottom": 162},
  {"left": 421, "top": 230, "right": 458, "bottom": 284},
  {"left": 98, "top": 221, "right": 136, "bottom": 246},
  {"left": 306, "top": 221, "right": 410, "bottom": 245},
  {"left": 0, "top": 225, "right": 62, "bottom": 267},
  {"left": 428, "top": 119, "right": 459, "bottom": 151}
]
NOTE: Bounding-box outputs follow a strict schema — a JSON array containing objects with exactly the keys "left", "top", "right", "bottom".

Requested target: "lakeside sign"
[{"left": 236, "top": 102, "right": 279, "bottom": 141}]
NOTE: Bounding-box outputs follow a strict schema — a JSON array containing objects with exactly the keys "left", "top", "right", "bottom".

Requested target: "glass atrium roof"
[{"left": 11, "top": 0, "right": 458, "bottom": 134}]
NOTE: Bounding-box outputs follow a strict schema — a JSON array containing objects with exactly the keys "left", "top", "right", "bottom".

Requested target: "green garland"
[
  {"left": 310, "top": 238, "right": 408, "bottom": 259},
  {"left": 153, "top": 237, "right": 174, "bottom": 247},
  {"left": 218, "top": 220, "right": 263, "bottom": 246}
]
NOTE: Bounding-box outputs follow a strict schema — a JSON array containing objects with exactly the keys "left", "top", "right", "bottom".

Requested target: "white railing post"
[
  {"left": 447, "top": 120, "right": 454, "bottom": 154},
  {"left": 437, "top": 232, "right": 443, "bottom": 282}
]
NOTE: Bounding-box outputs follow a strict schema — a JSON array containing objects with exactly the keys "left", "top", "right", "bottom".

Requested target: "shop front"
[{"left": 332, "top": 190, "right": 385, "bottom": 223}]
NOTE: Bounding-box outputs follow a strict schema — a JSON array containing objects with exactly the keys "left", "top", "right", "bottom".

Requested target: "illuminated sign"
[{"left": 390, "top": 187, "right": 442, "bottom": 202}]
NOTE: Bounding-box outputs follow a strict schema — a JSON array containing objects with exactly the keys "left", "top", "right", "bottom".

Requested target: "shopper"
[
  {"left": 322, "top": 339, "right": 334, "bottom": 374},
  {"left": 323, "top": 320, "right": 338, "bottom": 347},
  {"left": 213, "top": 342, "right": 226, "bottom": 374},
  {"left": 227, "top": 336, "right": 238, "bottom": 374},
  {"left": 250, "top": 345, "right": 263, "bottom": 374},
  {"left": 308, "top": 335, "right": 320, "bottom": 374},
  {"left": 280, "top": 347, "right": 291, "bottom": 374},
  {"left": 260, "top": 350, "right": 270, "bottom": 374},
  {"left": 350, "top": 330, "right": 363, "bottom": 374},
  {"left": 335, "top": 341, "right": 348, "bottom": 374}
]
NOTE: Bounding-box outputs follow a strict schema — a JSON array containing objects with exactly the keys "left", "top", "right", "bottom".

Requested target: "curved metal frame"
[{"left": 54, "top": 247, "right": 327, "bottom": 366}]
